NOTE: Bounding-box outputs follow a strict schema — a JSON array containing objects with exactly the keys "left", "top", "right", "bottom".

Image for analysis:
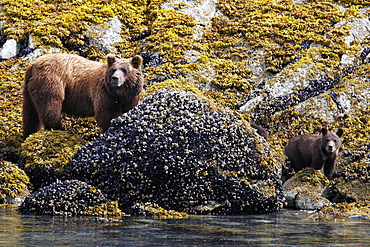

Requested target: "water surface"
[{"left": 1, "top": 206, "right": 370, "bottom": 246}]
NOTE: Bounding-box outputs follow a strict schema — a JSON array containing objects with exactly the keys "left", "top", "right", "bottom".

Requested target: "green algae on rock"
[
  {"left": 20, "top": 130, "right": 87, "bottom": 189},
  {"left": 0, "top": 161, "right": 30, "bottom": 205},
  {"left": 67, "top": 91, "right": 283, "bottom": 215},
  {"left": 307, "top": 201, "right": 370, "bottom": 221},
  {"left": 0, "top": 0, "right": 370, "bottom": 216},
  {"left": 130, "top": 202, "right": 189, "bottom": 219}
]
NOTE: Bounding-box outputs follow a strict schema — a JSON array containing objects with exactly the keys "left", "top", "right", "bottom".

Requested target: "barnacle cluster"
[
  {"left": 67, "top": 91, "right": 284, "bottom": 215},
  {"left": 0, "top": 161, "right": 29, "bottom": 204},
  {"left": 20, "top": 130, "right": 87, "bottom": 189},
  {"left": 20, "top": 180, "right": 121, "bottom": 216}
]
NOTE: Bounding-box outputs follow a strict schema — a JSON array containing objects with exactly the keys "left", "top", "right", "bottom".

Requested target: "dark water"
[{"left": 1, "top": 206, "right": 370, "bottom": 246}]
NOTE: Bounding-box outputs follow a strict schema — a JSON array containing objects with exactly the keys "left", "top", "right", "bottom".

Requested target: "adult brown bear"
[
  {"left": 285, "top": 128, "right": 343, "bottom": 180},
  {"left": 22, "top": 53, "right": 143, "bottom": 138}
]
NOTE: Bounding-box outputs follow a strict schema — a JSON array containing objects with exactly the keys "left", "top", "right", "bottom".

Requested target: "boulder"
[
  {"left": 85, "top": 16, "right": 122, "bottom": 53},
  {"left": 326, "top": 156, "right": 370, "bottom": 203},
  {"left": 67, "top": 91, "right": 284, "bottom": 215},
  {"left": 283, "top": 168, "right": 331, "bottom": 210},
  {"left": 0, "top": 39, "right": 17, "bottom": 59}
]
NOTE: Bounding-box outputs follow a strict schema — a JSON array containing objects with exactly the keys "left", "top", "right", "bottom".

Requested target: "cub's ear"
[
  {"left": 131, "top": 55, "right": 143, "bottom": 69},
  {"left": 107, "top": 54, "right": 116, "bottom": 64},
  {"left": 336, "top": 128, "right": 344, "bottom": 137},
  {"left": 321, "top": 127, "right": 328, "bottom": 136}
]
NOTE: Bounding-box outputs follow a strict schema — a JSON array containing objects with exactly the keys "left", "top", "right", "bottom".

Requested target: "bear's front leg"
[
  {"left": 310, "top": 154, "right": 326, "bottom": 171},
  {"left": 94, "top": 98, "right": 123, "bottom": 132},
  {"left": 324, "top": 161, "right": 336, "bottom": 180}
]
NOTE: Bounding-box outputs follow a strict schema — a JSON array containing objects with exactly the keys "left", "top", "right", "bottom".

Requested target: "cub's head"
[
  {"left": 321, "top": 128, "right": 344, "bottom": 154},
  {"left": 105, "top": 54, "right": 143, "bottom": 94}
]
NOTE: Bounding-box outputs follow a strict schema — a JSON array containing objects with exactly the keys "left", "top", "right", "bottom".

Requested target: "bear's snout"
[
  {"left": 325, "top": 140, "right": 336, "bottom": 153},
  {"left": 111, "top": 76, "right": 120, "bottom": 85},
  {"left": 111, "top": 70, "right": 125, "bottom": 87}
]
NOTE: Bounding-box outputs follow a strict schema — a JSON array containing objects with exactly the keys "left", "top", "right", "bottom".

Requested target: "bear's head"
[
  {"left": 105, "top": 54, "right": 143, "bottom": 95},
  {"left": 321, "top": 127, "right": 343, "bottom": 155}
]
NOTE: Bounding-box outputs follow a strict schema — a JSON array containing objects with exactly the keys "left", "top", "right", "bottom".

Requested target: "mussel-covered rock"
[
  {"left": 67, "top": 91, "right": 284, "bottom": 215},
  {"left": 19, "top": 180, "right": 121, "bottom": 216}
]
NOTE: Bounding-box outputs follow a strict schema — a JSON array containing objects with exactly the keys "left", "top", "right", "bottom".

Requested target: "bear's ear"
[
  {"left": 107, "top": 54, "right": 116, "bottom": 64},
  {"left": 336, "top": 128, "right": 344, "bottom": 137},
  {"left": 321, "top": 127, "right": 328, "bottom": 136},
  {"left": 131, "top": 55, "right": 143, "bottom": 69}
]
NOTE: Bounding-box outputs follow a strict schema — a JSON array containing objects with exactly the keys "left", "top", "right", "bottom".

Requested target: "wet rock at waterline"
[
  {"left": 19, "top": 180, "right": 122, "bottom": 216},
  {"left": 67, "top": 91, "right": 284, "bottom": 215},
  {"left": 0, "top": 161, "right": 30, "bottom": 206},
  {"left": 308, "top": 201, "right": 370, "bottom": 221},
  {"left": 283, "top": 168, "right": 332, "bottom": 210}
]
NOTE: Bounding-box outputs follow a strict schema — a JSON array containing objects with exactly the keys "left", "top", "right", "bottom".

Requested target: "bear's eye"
[{"left": 120, "top": 68, "right": 127, "bottom": 74}]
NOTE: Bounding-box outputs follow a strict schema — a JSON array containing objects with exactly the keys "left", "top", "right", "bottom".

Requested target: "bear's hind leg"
[
  {"left": 38, "top": 100, "right": 63, "bottom": 131},
  {"left": 23, "top": 89, "right": 41, "bottom": 138},
  {"left": 287, "top": 154, "right": 306, "bottom": 173}
]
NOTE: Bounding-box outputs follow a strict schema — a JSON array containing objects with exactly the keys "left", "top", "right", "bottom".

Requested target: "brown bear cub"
[
  {"left": 249, "top": 122, "right": 269, "bottom": 141},
  {"left": 22, "top": 53, "right": 143, "bottom": 137},
  {"left": 285, "top": 128, "right": 343, "bottom": 180}
]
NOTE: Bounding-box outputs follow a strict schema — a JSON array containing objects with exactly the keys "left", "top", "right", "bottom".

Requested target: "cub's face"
[
  {"left": 106, "top": 55, "right": 143, "bottom": 89},
  {"left": 321, "top": 128, "right": 343, "bottom": 154}
]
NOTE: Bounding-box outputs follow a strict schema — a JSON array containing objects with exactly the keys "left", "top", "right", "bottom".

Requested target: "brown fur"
[
  {"left": 285, "top": 128, "right": 343, "bottom": 180},
  {"left": 22, "top": 53, "right": 143, "bottom": 137}
]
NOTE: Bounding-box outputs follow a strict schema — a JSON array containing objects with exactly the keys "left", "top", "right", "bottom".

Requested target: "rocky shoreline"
[{"left": 1, "top": 0, "right": 370, "bottom": 220}]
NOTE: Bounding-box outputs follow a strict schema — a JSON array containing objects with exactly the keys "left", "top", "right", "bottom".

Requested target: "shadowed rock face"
[{"left": 67, "top": 91, "right": 284, "bottom": 215}]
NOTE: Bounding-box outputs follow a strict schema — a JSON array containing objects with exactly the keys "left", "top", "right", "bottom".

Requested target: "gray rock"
[
  {"left": 0, "top": 39, "right": 17, "bottom": 59},
  {"left": 85, "top": 16, "right": 122, "bottom": 53},
  {"left": 295, "top": 192, "right": 331, "bottom": 210},
  {"left": 162, "top": 0, "right": 221, "bottom": 40}
]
